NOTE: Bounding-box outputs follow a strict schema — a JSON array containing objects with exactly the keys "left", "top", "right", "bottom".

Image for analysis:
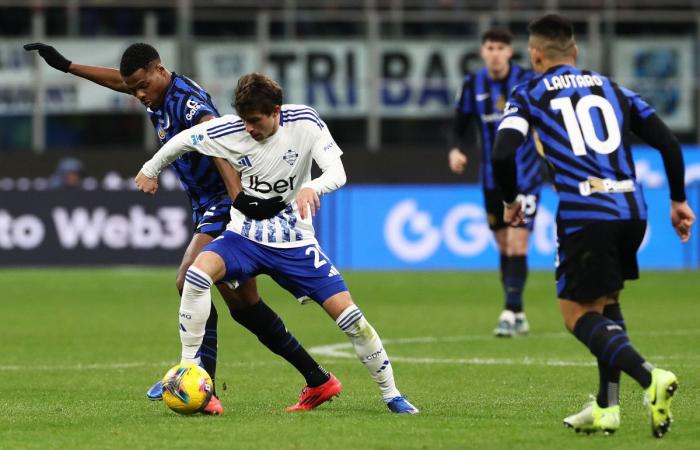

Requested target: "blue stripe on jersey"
[
  {"left": 207, "top": 119, "right": 243, "bottom": 132},
  {"left": 457, "top": 65, "right": 544, "bottom": 192},
  {"left": 147, "top": 72, "right": 226, "bottom": 215},
  {"left": 266, "top": 219, "right": 277, "bottom": 243},
  {"left": 504, "top": 65, "right": 652, "bottom": 227},
  {"left": 282, "top": 107, "right": 324, "bottom": 129},
  {"left": 208, "top": 124, "right": 246, "bottom": 139}
]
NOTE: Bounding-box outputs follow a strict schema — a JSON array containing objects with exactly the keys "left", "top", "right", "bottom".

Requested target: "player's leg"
[
  {"left": 218, "top": 279, "right": 333, "bottom": 391},
  {"left": 146, "top": 232, "right": 220, "bottom": 402},
  {"left": 486, "top": 189, "right": 517, "bottom": 337},
  {"left": 559, "top": 221, "right": 677, "bottom": 437},
  {"left": 505, "top": 226, "right": 530, "bottom": 335},
  {"left": 262, "top": 242, "right": 416, "bottom": 413},
  {"left": 321, "top": 291, "right": 418, "bottom": 414}
]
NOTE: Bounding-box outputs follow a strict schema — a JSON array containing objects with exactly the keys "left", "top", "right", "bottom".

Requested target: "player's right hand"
[
  {"left": 233, "top": 192, "right": 286, "bottom": 220},
  {"left": 24, "top": 42, "right": 72, "bottom": 73},
  {"left": 135, "top": 171, "right": 158, "bottom": 194},
  {"left": 671, "top": 200, "right": 695, "bottom": 243},
  {"left": 448, "top": 148, "right": 468, "bottom": 174},
  {"left": 503, "top": 200, "right": 524, "bottom": 227}
]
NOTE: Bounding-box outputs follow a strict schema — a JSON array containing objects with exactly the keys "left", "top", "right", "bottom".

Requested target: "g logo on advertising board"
[{"left": 384, "top": 199, "right": 491, "bottom": 263}]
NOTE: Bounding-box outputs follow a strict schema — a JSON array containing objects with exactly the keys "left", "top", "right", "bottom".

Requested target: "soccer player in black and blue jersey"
[
  {"left": 25, "top": 42, "right": 342, "bottom": 414},
  {"left": 492, "top": 14, "right": 695, "bottom": 437},
  {"left": 448, "top": 28, "right": 545, "bottom": 337}
]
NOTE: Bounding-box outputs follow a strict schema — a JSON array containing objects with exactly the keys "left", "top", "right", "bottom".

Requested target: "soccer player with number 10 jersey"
[{"left": 492, "top": 14, "right": 695, "bottom": 437}]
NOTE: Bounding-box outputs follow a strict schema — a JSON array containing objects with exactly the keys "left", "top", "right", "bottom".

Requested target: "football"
[{"left": 161, "top": 363, "right": 213, "bottom": 414}]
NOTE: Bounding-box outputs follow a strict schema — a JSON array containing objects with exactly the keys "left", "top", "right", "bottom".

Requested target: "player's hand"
[
  {"left": 296, "top": 187, "right": 320, "bottom": 220},
  {"left": 233, "top": 192, "right": 286, "bottom": 220},
  {"left": 135, "top": 171, "right": 158, "bottom": 194},
  {"left": 671, "top": 200, "right": 695, "bottom": 243},
  {"left": 503, "top": 200, "right": 524, "bottom": 226},
  {"left": 24, "top": 43, "right": 72, "bottom": 73},
  {"left": 448, "top": 148, "right": 468, "bottom": 174}
]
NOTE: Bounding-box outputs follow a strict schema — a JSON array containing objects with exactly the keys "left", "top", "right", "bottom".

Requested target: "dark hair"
[
  {"left": 481, "top": 28, "right": 513, "bottom": 45},
  {"left": 233, "top": 73, "right": 283, "bottom": 116},
  {"left": 527, "top": 14, "right": 576, "bottom": 58},
  {"left": 528, "top": 14, "right": 574, "bottom": 42},
  {"left": 119, "top": 43, "right": 160, "bottom": 77}
]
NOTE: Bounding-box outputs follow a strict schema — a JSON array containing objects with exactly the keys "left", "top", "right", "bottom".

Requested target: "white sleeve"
[
  {"left": 140, "top": 117, "right": 233, "bottom": 178},
  {"left": 302, "top": 124, "right": 346, "bottom": 195}
]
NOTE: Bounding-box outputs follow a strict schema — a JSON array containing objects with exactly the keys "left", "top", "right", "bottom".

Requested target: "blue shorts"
[
  {"left": 193, "top": 197, "right": 232, "bottom": 237},
  {"left": 205, "top": 231, "right": 348, "bottom": 304}
]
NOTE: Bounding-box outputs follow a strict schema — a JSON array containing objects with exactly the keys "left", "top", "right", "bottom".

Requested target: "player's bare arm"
[{"left": 24, "top": 43, "right": 129, "bottom": 93}]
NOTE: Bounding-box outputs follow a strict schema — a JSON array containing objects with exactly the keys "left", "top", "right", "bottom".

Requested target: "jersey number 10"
[{"left": 551, "top": 95, "right": 621, "bottom": 156}]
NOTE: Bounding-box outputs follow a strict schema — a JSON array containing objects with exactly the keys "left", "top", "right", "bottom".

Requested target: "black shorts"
[
  {"left": 556, "top": 220, "right": 646, "bottom": 302},
  {"left": 483, "top": 188, "right": 539, "bottom": 231}
]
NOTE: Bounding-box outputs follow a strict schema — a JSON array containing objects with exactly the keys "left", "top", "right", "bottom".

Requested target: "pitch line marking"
[{"left": 309, "top": 329, "right": 700, "bottom": 368}]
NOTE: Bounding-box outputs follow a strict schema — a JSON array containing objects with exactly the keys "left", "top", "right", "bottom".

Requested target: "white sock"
[
  {"left": 336, "top": 305, "right": 401, "bottom": 401},
  {"left": 179, "top": 266, "right": 212, "bottom": 365}
]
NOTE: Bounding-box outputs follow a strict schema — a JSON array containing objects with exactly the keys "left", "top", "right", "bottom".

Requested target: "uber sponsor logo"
[{"left": 248, "top": 175, "right": 297, "bottom": 194}]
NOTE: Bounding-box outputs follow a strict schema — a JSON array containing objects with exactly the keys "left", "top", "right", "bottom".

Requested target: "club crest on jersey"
[
  {"left": 283, "top": 149, "right": 299, "bottom": 166},
  {"left": 157, "top": 112, "right": 170, "bottom": 140}
]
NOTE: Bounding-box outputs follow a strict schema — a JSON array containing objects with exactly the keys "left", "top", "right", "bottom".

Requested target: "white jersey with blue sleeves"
[{"left": 142, "top": 104, "right": 345, "bottom": 248}]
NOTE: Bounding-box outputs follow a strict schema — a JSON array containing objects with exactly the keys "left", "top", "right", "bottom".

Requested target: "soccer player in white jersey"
[{"left": 135, "top": 73, "right": 418, "bottom": 414}]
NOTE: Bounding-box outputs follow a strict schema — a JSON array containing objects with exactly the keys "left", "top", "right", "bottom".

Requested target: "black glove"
[
  {"left": 233, "top": 192, "right": 286, "bottom": 220},
  {"left": 24, "top": 42, "right": 72, "bottom": 73}
]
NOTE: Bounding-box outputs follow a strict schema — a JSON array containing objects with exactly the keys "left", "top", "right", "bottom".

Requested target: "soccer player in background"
[
  {"left": 25, "top": 43, "right": 342, "bottom": 413},
  {"left": 135, "top": 73, "right": 419, "bottom": 414},
  {"left": 492, "top": 14, "right": 695, "bottom": 437},
  {"left": 448, "top": 28, "right": 544, "bottom": 337}
]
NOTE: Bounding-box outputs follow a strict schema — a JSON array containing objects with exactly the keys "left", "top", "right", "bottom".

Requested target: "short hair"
[
  {"left": 119, "top": 43, "right": 160, "bottom": 77},
  {"left": 233, "top": 73, "right": 283, "bottom": 116},
  {"left": 481, "top": 28, "right": 513, "bottom": 45},
  {"left": 527, "top": 14, "right": 576, "bottom": 58}
]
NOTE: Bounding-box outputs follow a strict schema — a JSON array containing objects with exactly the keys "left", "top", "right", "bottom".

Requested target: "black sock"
[
  {"left": 597, "top": 304, "right": 624, "bottom": 407},
  {"left": 573, "top": 312, "right": 652, "bottom": 389},
  {"left": 201, "top": 302, "right": 218, "bottom": 395},
  {"left": 499, "top": 253, "right": 508, "bottom": 290},
  {"left": 230, "top": 299, "right": 330, "bottom": 387},
  {"left": 504, "top": 256, "right": 527, "bottom": 313}
]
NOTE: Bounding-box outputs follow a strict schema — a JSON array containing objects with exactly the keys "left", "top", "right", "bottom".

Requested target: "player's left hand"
[
  {"left": 135, "top": 170, "right": 158, "bottom": 194},
  {"left": 296, "top": 187, "right": 320, "bottom": 220},
  {"left": 671, "top": 200, "right": 695, "bottom": 243},
  {"left": 503, "top": 200, "right": 524, "bottom": 226}
]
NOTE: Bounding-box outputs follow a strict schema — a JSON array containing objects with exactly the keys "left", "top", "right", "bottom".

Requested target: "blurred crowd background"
[{"left": 1, "top": 1, "right": 699, "bottom": 269}]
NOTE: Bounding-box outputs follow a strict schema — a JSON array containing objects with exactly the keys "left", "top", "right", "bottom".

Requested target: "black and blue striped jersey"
[
  {"left": 498, "top": 64, "right": 654, "bottom": 234},
  {"left": 147, "top": 72, "right": 226, "bottom": 212},
  {"left": 455, "top": 64, "right": 544, "bottom": 192}
]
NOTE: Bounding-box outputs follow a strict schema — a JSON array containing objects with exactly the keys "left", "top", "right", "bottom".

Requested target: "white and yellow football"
[{"left": 161, "top": 363, "right": 213, "bottom": 414}]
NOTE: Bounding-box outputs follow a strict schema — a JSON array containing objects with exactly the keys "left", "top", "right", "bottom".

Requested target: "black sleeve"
[
  {"left": 492, "top": 128, "right": 526, "bottom": 204},
  {"left": 630, "top": 112, "right": 686, "bottom": 202},
  {"left": 449, "top": 109, "right": 473, "bottom": 149}
]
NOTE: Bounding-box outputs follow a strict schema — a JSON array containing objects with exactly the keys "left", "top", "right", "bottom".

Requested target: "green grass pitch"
[{"left": 1, "top": 269, "right": 698, "bottom": 449}]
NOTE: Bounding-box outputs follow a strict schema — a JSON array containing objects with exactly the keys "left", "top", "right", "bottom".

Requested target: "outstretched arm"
[{"left": 24, "top": 43, "right": 129, "bottom": 93}]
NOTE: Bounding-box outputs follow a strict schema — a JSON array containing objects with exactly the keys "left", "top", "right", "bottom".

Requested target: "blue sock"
[
  {"left": 573, "top": 312, "right": 652, "bottom": 389},
  {"left": 504, "top": 256, "right": 527, "bottom": 313},
  {"left": 597, "top": 303, "right": 624, "bottom": 407},
  {"left": 229, "top": 299, "right": 329, "bottom": 387}
]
